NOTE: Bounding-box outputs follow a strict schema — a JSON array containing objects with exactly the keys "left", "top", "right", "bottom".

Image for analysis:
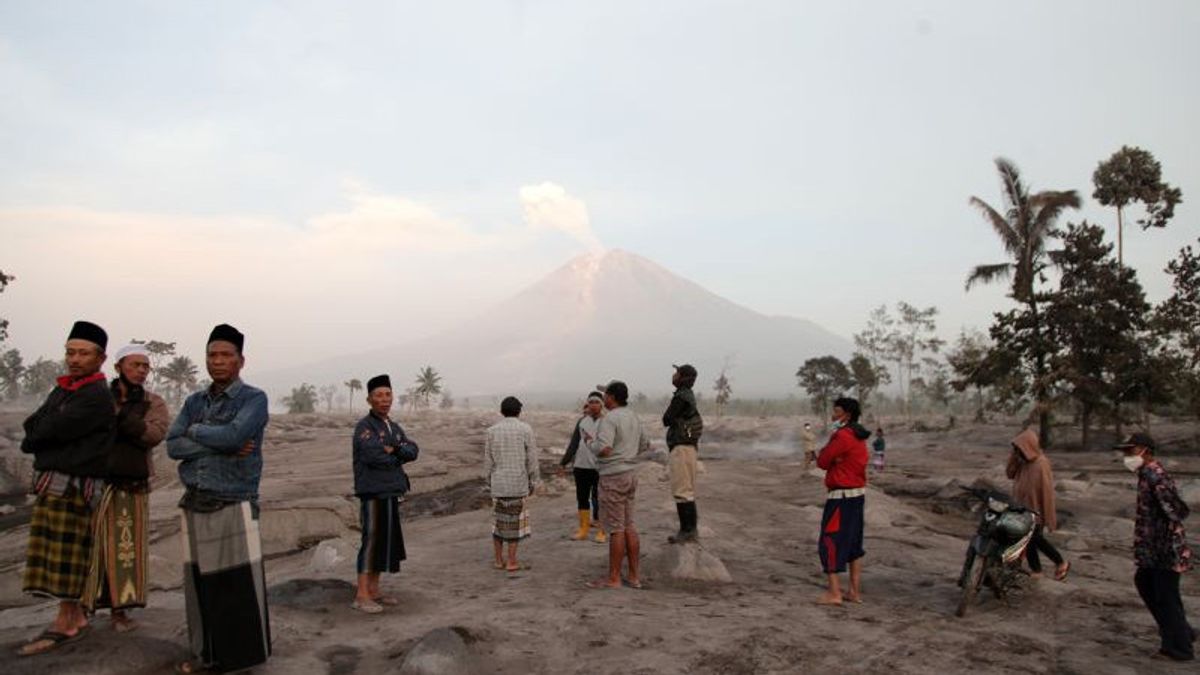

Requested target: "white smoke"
[{"left": 519, "top": 182, "right": 603, "bottom": 252}]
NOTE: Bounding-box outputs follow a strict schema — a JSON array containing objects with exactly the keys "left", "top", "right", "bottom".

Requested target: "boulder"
[
  {"left": 397, "top": 627, "right": 480, "bottom": 675},
  {"left": 307, "top": 537, "right": 356, "bottom": 576}
]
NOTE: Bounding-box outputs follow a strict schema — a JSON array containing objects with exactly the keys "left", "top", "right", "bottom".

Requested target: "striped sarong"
[
  {"left": 492, "top": 497, "right": 531, "bottom": 542},
  {"left": 182, "top": 501, "right": 271, "bottom": 671},
  {"left": 23, "top": 488, "right": 94, "bottom": 600},
  {"left": 357, "top": 496, "right": 406, "bottom": 574},
  {"left": 83, "top": 484, "right": 149, "bottom": 611}
]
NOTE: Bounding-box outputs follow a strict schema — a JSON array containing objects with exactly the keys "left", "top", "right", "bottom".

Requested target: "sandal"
[
  {"left": 372, "top": 595, "right": 399, "bottom": 606},
  {"left": 350, "top": 599, "right": 384, "bottom": 614},
  {"left": 175, "top": 659, "right": 210, "bottom": 674},
  {"left": 17, "top": 625, "right": 90, "bottom": 657},
  {"left": 1055, "top": 561, "right": 1071, "bottom": 581}
]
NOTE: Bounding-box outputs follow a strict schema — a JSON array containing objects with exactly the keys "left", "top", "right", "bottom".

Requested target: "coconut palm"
[
  {"left": 413, "top": 366, "right": 442, "bottom": 408},
  {"left": 158, "top": 355, "right": 199, "bottom": 405},
  {"left": 345, "top": 378, "right": 363, "bottom": 413},
  {"left": 966, "top": 158, "right": 1080, "bottom": 445}
]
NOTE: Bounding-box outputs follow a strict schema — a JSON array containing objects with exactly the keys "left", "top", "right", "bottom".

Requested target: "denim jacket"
[{"left": 166, "top": 379, "right": 269, "bottom": 502}]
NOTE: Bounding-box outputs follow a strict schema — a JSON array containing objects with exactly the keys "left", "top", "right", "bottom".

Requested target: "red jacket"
[{"left": 816, "top": 425, "right": 870, "bottom": 490}]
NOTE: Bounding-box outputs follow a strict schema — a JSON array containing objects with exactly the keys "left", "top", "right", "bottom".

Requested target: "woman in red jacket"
[{"left": 816, "top": 397, "right": 870, "bottom": 606}]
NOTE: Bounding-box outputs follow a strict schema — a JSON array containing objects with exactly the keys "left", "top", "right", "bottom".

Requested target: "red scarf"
[{"left": 56, "top": 371, "right": 107, "bottom": 392}]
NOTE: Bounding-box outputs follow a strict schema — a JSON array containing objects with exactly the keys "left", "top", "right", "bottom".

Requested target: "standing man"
[
  {"left": 662, "top": 364, "right": 702, "bottom": 544},
  {"left": 815, "top": 397, "right": 870, "bottom": 606},
  {"left": 1007, "top": 429, "right": 1069, "bottom": 581},
  {"left": 82, "top": 343, "right": 169, "bottom": 632},
  {"left": 483, "top": 396, "right": 540, "bottom": 572},
  {"left": 167, "top": 324, "right": 270, "bottom": 674},
  {"left": 351, "top": 374, "right": 419, "bottom": 613},
  {"left": 801, "top": 422, "right": 817, "bottom": 472},
  {"left": 18, "top": 321, "right": 116, "bottom": 657},
  {"left": 1118, "top": 433, "right": 1194, "bottom": 662},
  {"left": 588, "top": 381, "right": 649, "bottom": 590},
  {"left": 560, "top": 392, "right": 606, "bottom": 543}
]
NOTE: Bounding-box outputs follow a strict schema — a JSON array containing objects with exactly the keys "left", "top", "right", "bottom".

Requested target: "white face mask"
[{"left": 1123, "top": 454, "right": 1144, "bottom": 473}]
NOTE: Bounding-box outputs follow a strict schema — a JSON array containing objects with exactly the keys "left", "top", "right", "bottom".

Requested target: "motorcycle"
[{"left": 955, "top": 486, "right": 1037, "bottom": 617}]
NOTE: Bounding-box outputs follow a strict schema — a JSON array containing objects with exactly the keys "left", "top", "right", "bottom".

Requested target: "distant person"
[
  {"left": 801, "top": 422, "right": 817, "bottom": 472},
  {"left": 483, "top": 396, "right": 541, "bottom": 572},
  {"left": 1117, "top": 433, "right": 1194, "bottom": 662},
  {"left": 17, "top": 321, "right": 116, "bottom": 657},
  {"left": 871, "top": 427, "right": 886, "bottom": 472},
  {"left": 82, "top": 343, "right": 169, "bottom": 633},
  {"left": 166, "top": 324, "right": 270, "bottom": 674},
  {"left": 1007, "top": 429, "right": 1070, "bottom": 581},
  {"left": 351, "top": 374, "right": 419, "bottom": 613},
  {"left": 560, "top": 392, "right": 606, "bottom": 543},
  {"left": 662, "top": 364, "right": 703, "bottom": 544},
  {"left": 588, "top": 381, "right": 649, "bottom": 590},
  {"left": 815, "top": 397, "right": 870, "bottom": 606}
]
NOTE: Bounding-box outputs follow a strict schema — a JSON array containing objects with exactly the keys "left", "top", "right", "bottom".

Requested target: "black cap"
[
  {"left": 500, "top": 396, "right": 522, "bottom": 417},
  {"left": 367, "top": 374, "right": 391, "bottom": 393},
  {"left": 673, "top": 363, "right": 698, "bottom": 379},
  {"left": 1114, "top": 432, "right": 1156, "bottom": 452},
  {"left": 67, "top": 320, "right": 108, "bottom": 350},
  {"left": 207, "top": 324, "right": 245, "bottom": 353}
]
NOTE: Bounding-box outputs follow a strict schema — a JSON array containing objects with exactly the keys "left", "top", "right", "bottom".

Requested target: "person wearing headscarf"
[
  {"left": 350, "top": 374, "right": 419, "bottom": 614},
  {"left": 81, "top": 343, "right": 169, "bottom": 632},
  {"left": 166, "top": 324, "right": 271, "bottom": 673},
  {"left": 1007, "top": 428, "right": 1070, "bottom": 581},
  {"left": 18, "top": 321, "right": 116, "bottom": 657}
]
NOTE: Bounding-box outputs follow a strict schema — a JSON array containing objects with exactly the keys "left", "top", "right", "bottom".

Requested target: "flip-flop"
[
  {"left": 622, "top": 579, "right": 646, "bottom": 590},
  {"left": 350, "top": 599, "right": 384, "bottom": 614},
  {"left": 175, "top": 659, "right": 211, "bottom": 674},
  {"left": 492, "top": 561, "right": 506, "bottom": 570},
  {"left": 372, "top": 595, "right": 399, "bottom": 606},
  {"left": 1055, "top": 561, "right": 1071, "bottom": 581},
  {"left": 17, "top": 625, "right": 89, "bottom": 656},
  {"left": 585, "top": 579, "right": 620, "bottom": 590}
]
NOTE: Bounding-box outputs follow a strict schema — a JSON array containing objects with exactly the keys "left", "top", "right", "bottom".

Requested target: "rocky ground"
[{"left": 0, "top": 409, "right": 1197, "bottom": 674}]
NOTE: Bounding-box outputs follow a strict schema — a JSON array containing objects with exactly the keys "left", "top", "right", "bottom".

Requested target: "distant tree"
[
  {"left": 853, "top": 305, "right": 894, "bottom": 404},
  {"left": 1153, "top": 237, "right": 1200, "bottom": 416},
  {"left": 1044, "top": 222, "right": 1150, "bottom": 448},
  {"left": 344, "top": 378, "right": 363, "bottom": 413},
  {"left": 0, "top": 348, "right": 24, "bottom": 400},
  {"left": 947, "top": 329, "right": 993, "bottom": 422},
  {"left": 439, "top": 389, "right": 455, "bottom": 410},
  {"left": 888, "top": 302, "right": 944, "bottom": 419},
  {"left": 0, "top": 269, "right": 13, "bottom": 342},
  {"left": 847, "top": 352, "right": 881, "bottom": 406},
  {"left": 131, "top": 339, "right": 176, "bottom": 391},
  {"left": 912, "top": 358, "right": 953, "bottom": 411},
  {"left": 283, "top": 383, "right": 318, "bottom": 414},
  {"left": 796, "top": 356, "right": 854, "bottom": 415},
  {"left": 158, "top": 355, "right": 199, "bottom": 405},
  {"left": 22, "top": 357, "right": 61, "bottom": 398},
  {"left": 318, "top": 384, "right": 337, "bottom": 413},
  {"left": 1092, "top": 146, "right": 1183, "bottom": 266},
  {"left": 713, "top": 370, "right": 732, "bottom": 418},
  {"left": 414, "top": 366, "right": 442, "bottom": 408},
  {"left": 967, "top": 158, "right": 1080, "bottom": 447}
]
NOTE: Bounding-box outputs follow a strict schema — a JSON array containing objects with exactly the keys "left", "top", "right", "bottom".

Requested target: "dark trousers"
[
  {"left": 573, "top": 468, "right": 599, "bottom": 519},
  {"left": 1026, "top": 526, "right": 1063, "bottom": 573},
  {"left": 1134, "top": 567, "right": 1195, "bottom": 661}
]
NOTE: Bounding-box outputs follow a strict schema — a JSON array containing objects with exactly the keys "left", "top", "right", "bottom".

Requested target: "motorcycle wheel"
[{"left": 955, "top": 554, "right": 986, "bottom": 617}]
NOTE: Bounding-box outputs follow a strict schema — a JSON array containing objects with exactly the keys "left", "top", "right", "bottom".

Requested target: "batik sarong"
[
  {"left": 492, "top": 497, "right": 531, "bottom": 541},
  {"left": 83, "top": 484, "right": 149, "bottom": 611},
  {"left": 23, "top": 487, "right": 94, "bottom": 599},
  {"left": 358, "top": 496, "right": 406, "bottom": 574},
  {"left": 181, "top": 501, "right": 271, "bottom": 671}
]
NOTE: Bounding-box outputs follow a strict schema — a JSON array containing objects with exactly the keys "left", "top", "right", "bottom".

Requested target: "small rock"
[
  {"left": 307, "top": 538, "right": 355, "bottom": 575},
  {"left": 0, "top": 504, "right": 15, "bottom": 515},
  {"left": 651, "top": 542, "right": 733, "bottom": 583},
  {"left": 398, "top": 627, "right": 480, "bottom": 675}
]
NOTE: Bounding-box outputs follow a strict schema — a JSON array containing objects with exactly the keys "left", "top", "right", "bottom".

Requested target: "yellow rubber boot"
[
  {"left": 594, "top": 525, "right": 607, "bottom": 543},
  {"left": 570, "top": 510, "right": 590, "bottom": 540}
]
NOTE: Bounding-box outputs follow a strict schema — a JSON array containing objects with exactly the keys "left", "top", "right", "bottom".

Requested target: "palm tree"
[
  {"left": 344, "top": 378, "right": 363, "bottom": 413},
  {"left": 413, "top": 366, "right": 442, "bottom": 408},
  {"left": 158, "top": 355, "right": 199, "bottom": 405},
  {"left": 966, "top": 158, "right": 1080, "bottom": 445}
]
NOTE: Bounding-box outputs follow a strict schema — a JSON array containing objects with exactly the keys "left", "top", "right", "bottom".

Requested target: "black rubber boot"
[
  {"left": 668, "top": 502, "right": 688, "bottom": 544},
  {"left": 687, "top": 502, "right": 699, "bottom": 540}
]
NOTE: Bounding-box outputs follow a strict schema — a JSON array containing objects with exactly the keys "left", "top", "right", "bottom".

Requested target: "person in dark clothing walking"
[
  {"left": 662, "top": 364, "right": 703, "bottom": 544},
  {"left": 1117, "top": 433, "right": 1194, "bottom": 662}
]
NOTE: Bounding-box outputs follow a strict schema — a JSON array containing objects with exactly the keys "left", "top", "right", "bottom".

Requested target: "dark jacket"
[
  {"left": 662, "top": 386, "right": 703, "bottom": 449},
  {"left": 21, "top": 373, "right": 117, "bottom": 478},
  {"left": 107, "top": 380, "right": 170, "bottom": 481},
  {"left": 817, "top": 423, "right": 871, "bottom": 490},
  {"left": 353, "top": 413, "right": 419, "bottom": 498}
]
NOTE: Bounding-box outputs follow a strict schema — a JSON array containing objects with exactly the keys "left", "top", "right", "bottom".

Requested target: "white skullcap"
[{"left": 114, "top": 343, "right": 150, "bottom": 362}]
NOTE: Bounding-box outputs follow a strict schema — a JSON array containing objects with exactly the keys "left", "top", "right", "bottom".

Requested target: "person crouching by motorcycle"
[
  {"left": 815, "top": 397, "right": 870, "bottom": 606},
  {"left": 1006, "top": 429, "right": 1070, "bottom": 581},
  {"left": 1118, "top": 433, "right": 1194, "bottom": 662}
]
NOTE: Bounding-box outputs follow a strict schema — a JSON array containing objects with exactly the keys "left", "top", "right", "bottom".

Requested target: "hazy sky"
[{"left": 2, "top": 1, "right": 1198, "bottom": 374}]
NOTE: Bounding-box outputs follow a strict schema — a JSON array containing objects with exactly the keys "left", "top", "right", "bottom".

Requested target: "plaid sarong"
[
  {"left": 83, "top": 484, "right": 149, "bottom": 611},
  {"left": 23, "top": 488, "right": 94, "bottom": 600},
  {"left": 492, "top": 497, "right": 531, "bottom": 542},
  {"left": 182, "top": 501, "right": 271, "bottom": 671},
  {"left": 358, "top": 496, "right": 406, "bottom": 574}
]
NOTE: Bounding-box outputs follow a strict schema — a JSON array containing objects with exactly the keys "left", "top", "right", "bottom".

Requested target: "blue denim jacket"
[{"left": 166, "top": 379, "right": 269, "bottom": 502}]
